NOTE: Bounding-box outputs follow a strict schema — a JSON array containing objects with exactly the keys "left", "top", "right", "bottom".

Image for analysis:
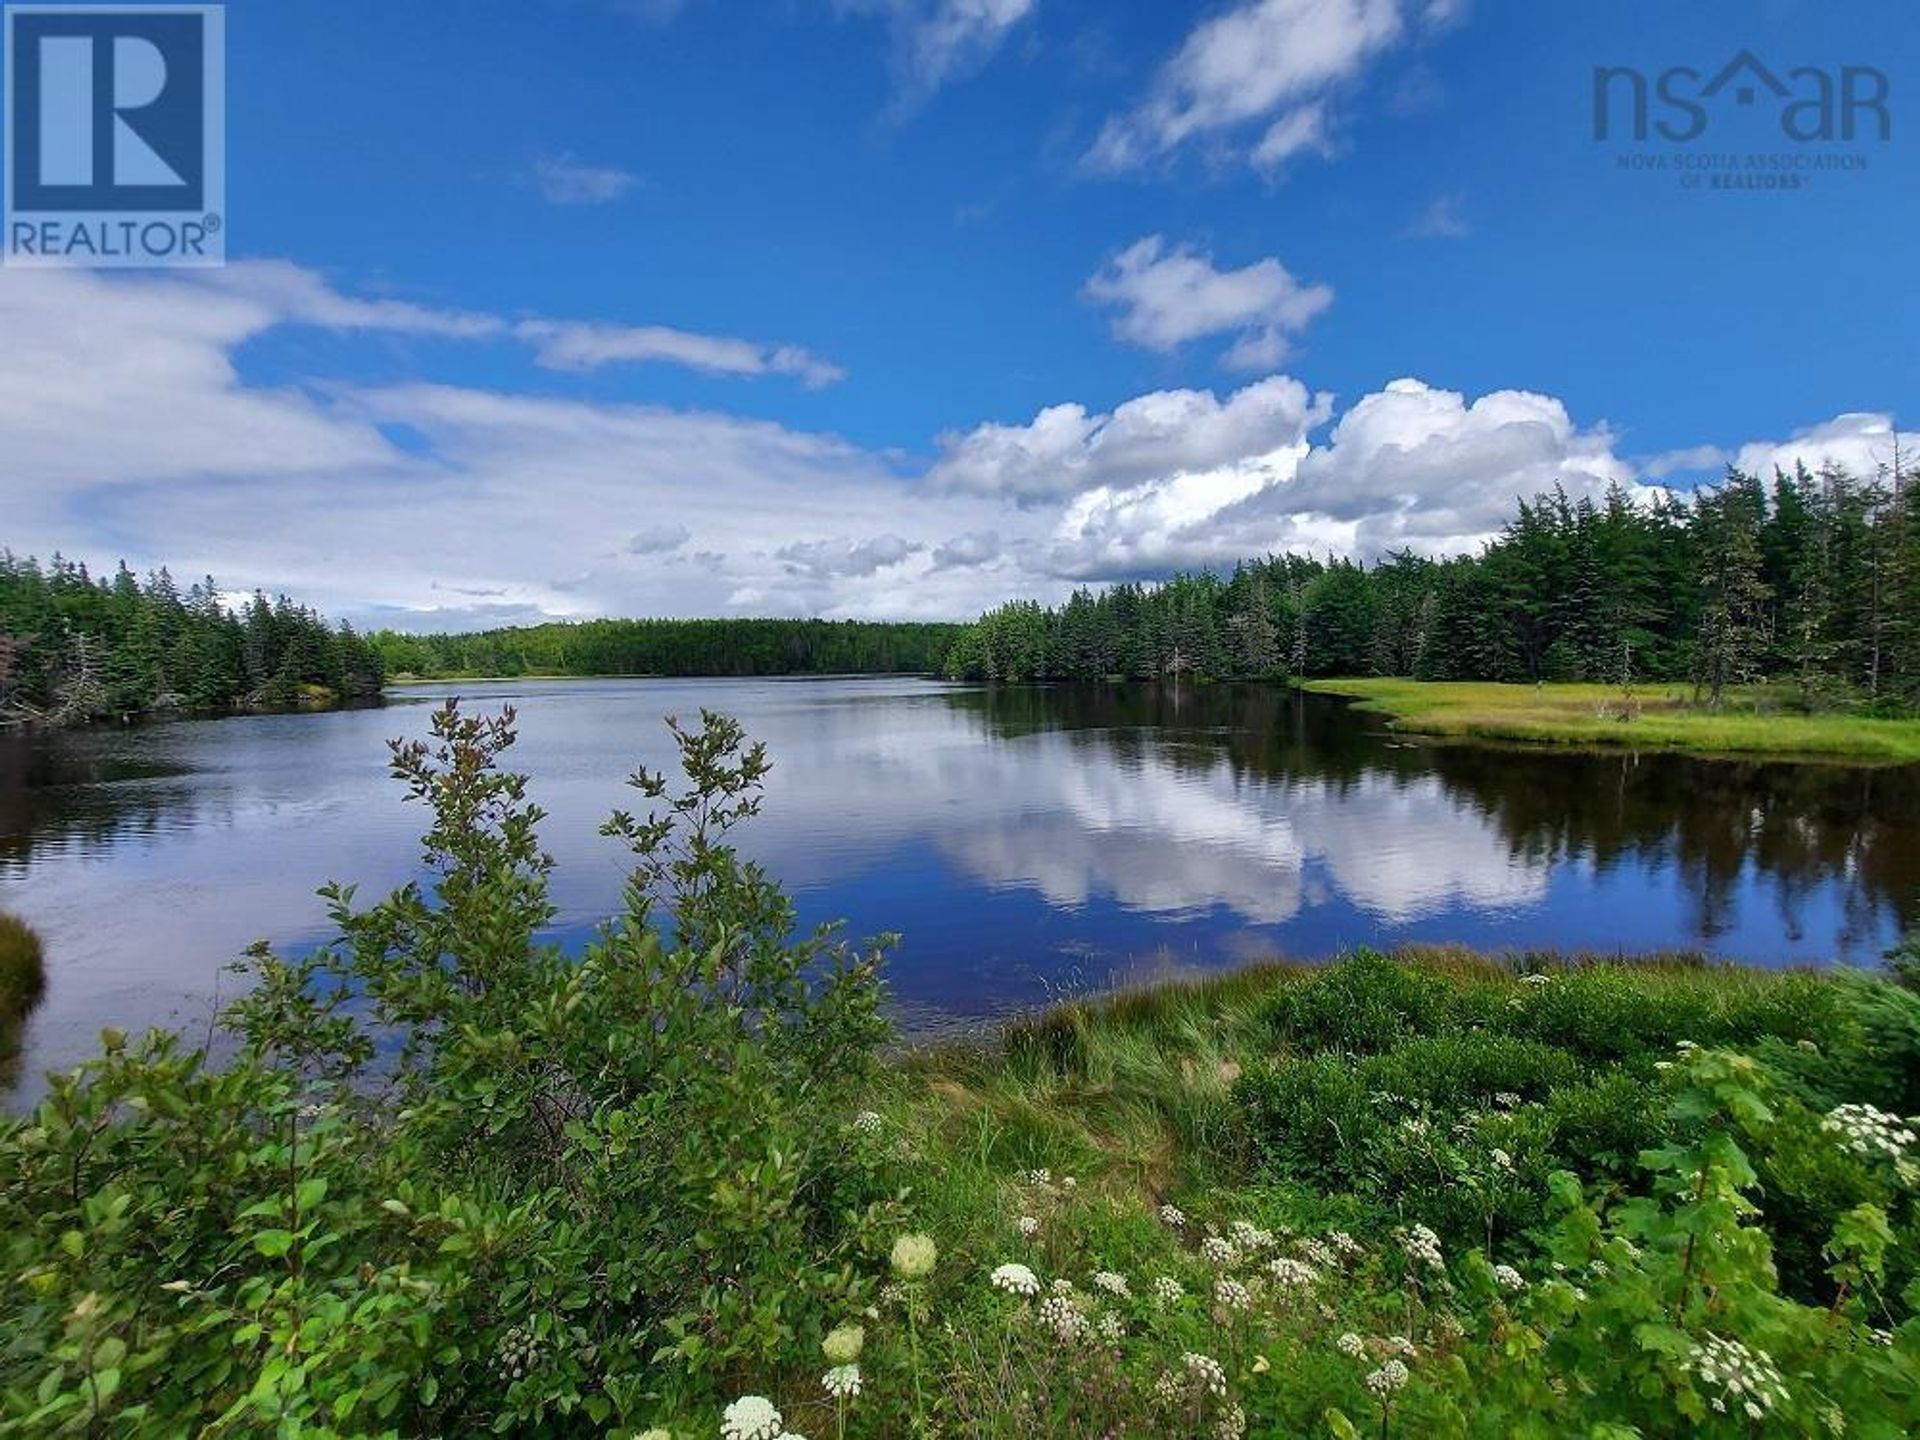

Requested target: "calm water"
[{"left": 3, "top": 678, "right": 1916, "bottom": 1103}]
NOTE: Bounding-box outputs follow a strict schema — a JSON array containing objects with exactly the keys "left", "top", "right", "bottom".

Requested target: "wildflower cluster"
[
  {"left": 990, "top": 1262, "right": 1041, "bottom": 1297},
  {"left": 1686, "top": 1335, "right": 1790, "bottom": 1419},
  {"left": 1822, "top": 1103, "right": 1918, "bottom": 1171},
  {"left": 721, "top": 1395, "right": 784, "bottom": 1440},
  {"left": 1401, "top": 1222, "right": 1445, "bottom": 1272}
]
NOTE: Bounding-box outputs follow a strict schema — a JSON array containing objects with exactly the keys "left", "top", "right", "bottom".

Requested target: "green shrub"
[
  {"left": 1234, "top": 1054, "right": 1385, "bottom": 1189},
  {"left": 1543, "top": 1069, "right": 1672, "bottom": 1179},
  {"left": 1502, "top": 964, "right": 1838, "bottom": 1065},
  {"left": 1260, "top": 950, "right": 1470, "bottom": 1055},
  {"left": 1357, "top": 1032, "right": 1579, "bottom": 1109},
  {"left": 0, "top": 704, "right": 898, "bottom": 1435}
]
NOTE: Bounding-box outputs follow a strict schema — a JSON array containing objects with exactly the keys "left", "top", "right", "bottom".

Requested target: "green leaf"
[{"left": 252, "top": 1229, "right": 295, "bottom": 1258}]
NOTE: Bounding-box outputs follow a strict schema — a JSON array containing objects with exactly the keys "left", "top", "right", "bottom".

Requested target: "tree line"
[
  {"left": 0, "top": 553, "right": 385, "bottom": 726},
  {"left": 944, "top": 463, "right": 1920, "bottom": 711},
  {"left": 372, "top": 617, "right": 963, "bottom": 680}
]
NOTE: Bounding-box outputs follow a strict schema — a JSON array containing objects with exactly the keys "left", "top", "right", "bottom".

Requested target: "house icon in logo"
[{"left": 1700, "top": 50, "right": 1789, "bottom": 108}]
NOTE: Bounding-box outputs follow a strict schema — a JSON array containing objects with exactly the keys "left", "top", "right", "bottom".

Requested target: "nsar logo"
[{"left": 4, "top": 4, "right": 225, "bottom": 266}]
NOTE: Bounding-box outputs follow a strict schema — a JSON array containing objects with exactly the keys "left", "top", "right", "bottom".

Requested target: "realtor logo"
[{"left": 4, "top": 4, "right": 224, "bottom": 265}]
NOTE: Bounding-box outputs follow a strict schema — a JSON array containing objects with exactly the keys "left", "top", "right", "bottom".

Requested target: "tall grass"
[
  {"left": 0, "top": 911, "right": 46, "bottom": 1074},
  {"left": 1304, "top": 677, "right": 1920, "bottom": 761}
]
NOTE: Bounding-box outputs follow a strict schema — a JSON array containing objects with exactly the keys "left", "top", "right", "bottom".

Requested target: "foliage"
[
  {"left": 369, "top": 617, "right": 961, "bottom": 680},
  {"left": 945, "top": 464, "right": 1920, "bottom": 714},
  {"left": 0, "top": 551, "right": 383, "bottom": 726},
  {"left": 0, "top": 704, "right": 897, "bottom": 1434}
]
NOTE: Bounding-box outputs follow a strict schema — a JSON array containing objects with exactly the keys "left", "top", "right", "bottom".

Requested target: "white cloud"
[
  {"left": 515, "top": 318, "right": 846, "bottom": 385},
  {"left": 1250, "top": 101, "right": 1336, "bottom": 171},
  {"left": 527, "top": 151, "right": 639, "bottom": 205},
  {"left": 840, "top": 0, "right": 1036, "bottom": 105},
  {"left": 927, "top": 375, "right": 1331, "bottom": 504},
  {"left": 625, "top": 523, "right": 692, "bottom": 554},
  {"left": 1087, "top": 0, "right": 1438, "bottom": 173},
  {"left": 776, "top": 534, "right": 924, "bottom": 578},
  {"left": 1730, "top": 412, "right": 1918, "bottom": 482},
  {"left": 1083, "top": 235, "right": 1333, "bottom": 369},
  {"left": 3, "top": 257, "right": 1902, "bottom": 637},
  {"left": 1405, "top": 190, "right": 1469, "bottom": 238},
  {"left": 930, "top": 530, "right": 1003, "bottom": 569}
]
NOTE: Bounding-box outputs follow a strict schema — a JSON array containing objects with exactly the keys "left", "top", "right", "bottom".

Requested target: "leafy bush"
[
  {"left": 0, "top": 704, "right": 897, "bottom": 1434},
  {"left": 1260, "top": 950, "right": 1482, "bottom": 1056}
]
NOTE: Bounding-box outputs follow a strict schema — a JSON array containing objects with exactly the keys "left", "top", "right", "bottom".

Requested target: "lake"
[{"left": 3, "top": 677, "right": 1916, "bottom": 1104}]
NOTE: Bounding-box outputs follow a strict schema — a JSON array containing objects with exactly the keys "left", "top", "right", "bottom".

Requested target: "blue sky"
[{"left": 4, "top": 0, "right": 1916, "bottom": 626}]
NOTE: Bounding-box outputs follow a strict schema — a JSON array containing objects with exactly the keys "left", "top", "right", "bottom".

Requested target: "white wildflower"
[
  {"left": 1038, "top": 1295, "right": 1090, "bottom": 1344},
  {"left": 721, "top": 1395, "right": 783, "bottom": 1440},
  {"left": 1267, "top": 1257, "right": 1319, "bottom": 1288},
  {"left": 1298, "top": 1237, "right": 1337, "bottom": 1268},
  {"left": 1490, "top": 1148, "right": 1514, "bottom": 1172},
  {"left": 1024, "top": 1168, "right": 1052, "bottom": 1187},
  {"left": 1384, "top": 1335, "right": 1416, "bottom": 1358},
  {"left": 821, "top": 1364, "right": 861, "bottom": 1400},
  {"left": 1200, "top": 1235, "right": 1238, "bottom": 1265},
  {"left": 1049, "top": 1277, "right": 1077, "bottom": 1297},
  {"left": 1183, "top": 1352, "right": 1228, "bottom": 1397},
  {"left": 1823, "top": 1103, "right": 1918, "bottom": 1165},
  {"left": 1365, "top": 1360, "right": 1411, "bottom": 1396},
  {"left": 852, "top": 1110, "right": 884, "bottom": 1135},
  {"left": 1151, "top": 1275, "right": 1185, "bottom": 1308},
  {"left": 1216, "top": 1402, "right": 1247, "bottom": 1440},
  {"left": 1327, "top": 1230, "right": 1364, "bottom": 1260},
  {"left": 1492, "top": 1264, "right": 1527, "bottom": 1293},
  {"left": 990, "top": 1262, "right": 1040, "bottom": 1297},
  {"left": 1521, "top": 973, "right": 1552, "bottom": 986},
  {"left": 1090, "top": 1270, "right": 1131, "bottom": 1298},
  {"left": 1402, "top": 1224, "right": 1444, "bottom": 1272},
  {"left": 1229, "top": 1220, "right": 1276, "bottom": 1252},
  {"left": 1097, "top": 1312, "right": 1125, "bottom": 1343},
  {"left": 1687, "top": 1335, "right": 1789, "bottom": 1416},
  {"left": 1213, "top": 1277, "right": 1253, "bottom": 1312},
  {"left": 1017, "top": 1214, "right": 1041, "bottom": 1239},
  {"left": 1493, "top": 1091, "right": 1522, "bottom": 1109},
  {"left": 1159, "top": 1203, "right": 1187, "bottom": 1229},
  {"left": 1336, "top": 1332, "right": 1367, "bottom": 1358}
]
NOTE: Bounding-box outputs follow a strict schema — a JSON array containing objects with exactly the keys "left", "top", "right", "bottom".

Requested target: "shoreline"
[{"left": 1304, "top": 677, "right": 1920, "bottom": 764}]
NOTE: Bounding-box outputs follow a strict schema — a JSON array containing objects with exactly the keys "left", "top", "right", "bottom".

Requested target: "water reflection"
[{"left": 1, "top": 679, "right": 1913, "bottom": 1104}]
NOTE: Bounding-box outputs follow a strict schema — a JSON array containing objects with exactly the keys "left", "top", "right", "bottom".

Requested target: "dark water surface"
[{"left": 3, "top": 678, "right": 1916, "bottom": 1103}]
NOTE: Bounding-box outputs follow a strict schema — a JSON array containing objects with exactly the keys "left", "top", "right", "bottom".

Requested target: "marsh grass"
[
  {"left": 1304, "top": 677, "right": 1920, "bottom": 762},
  {"left": 0, "top": 911, "right": 45, "bottom": 1078}
]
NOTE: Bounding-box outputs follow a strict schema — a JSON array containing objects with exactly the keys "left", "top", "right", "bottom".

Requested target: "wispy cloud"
[
  {"left": 1086, "top": 0, "right": 1451, "bottom": 175},
  {"left": 1405, "top": 191, "right": 1469, "bottom": 238},
  {"left": 527, "top": 151, "right": 639, "bottom": 205},
  {"left": 839, "top": 0, "right": 1036, "bottom": 110},
  {"left": 514, "top": 319, "right": 846, "bottom": 386}
]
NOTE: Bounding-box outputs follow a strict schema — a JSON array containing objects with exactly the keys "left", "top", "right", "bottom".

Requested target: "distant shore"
[{"left": 1305, "top": 677, "right": 1920, "bottom": 763}]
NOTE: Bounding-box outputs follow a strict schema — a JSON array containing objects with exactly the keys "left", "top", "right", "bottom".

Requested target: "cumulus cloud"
[
  {"left": 927, "top": 375, "right": 1331, "bottom": 505},
  {"left": 1083, "top": 235, "right": 1333, "bottom": 369},
  {"left": 515, "top": 318, "right": 846, "bottom": 385},
  {"left": 1729, "top": 412, "right": 1918, "bottom": 482},
  {"left": 527, "top": 151, "right": 639, "bottom": 205},
  {"left": 4, "top": 256, "right": 1902, "bottom": 635},
  {"left": 1086, "top": 0, "right": 1445, "bottom": 174}
]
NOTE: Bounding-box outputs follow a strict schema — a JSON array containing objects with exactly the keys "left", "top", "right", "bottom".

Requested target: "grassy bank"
[
  {"left": 1304, "top": 677, "right": 1920, "bottom": 762},
  {"left": 0, "top": 912, "right": 45, "bottom": 1078}
]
